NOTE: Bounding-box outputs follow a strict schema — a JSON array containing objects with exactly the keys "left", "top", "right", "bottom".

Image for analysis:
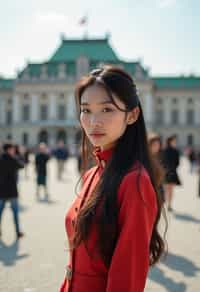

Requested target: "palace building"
[{"left": 0, "top": 35, "right": 200, "bottom": 148}]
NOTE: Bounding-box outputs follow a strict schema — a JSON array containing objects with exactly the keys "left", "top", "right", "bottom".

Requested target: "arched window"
[
  {"left": 172, "top": 97, "right": 178, "bottom": 104},
  {"left": 57, "top": 130, "right": 67, "bottom": 144},
  {"left": 7, "top": 133, "right": 12, "bottom": 140},
  {"left": 157, "top": 97, "right": 163, "bottom": 105},
  {"left": 187, "top": 97, "right": 193, "bottom": 105},
  {"left": 22, "top": 132, "right": 29, "bottom": 146},
  {"left": 38, "top": 130, "right": 48, "bottom": 144},
  {"left": 187, "top": 134, "right": 193, "bottom": 146}
]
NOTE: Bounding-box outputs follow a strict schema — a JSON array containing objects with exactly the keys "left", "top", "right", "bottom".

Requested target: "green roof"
[
  {"left": 50, "top": 38, "right": 119, "bottom": 62},
  {"left": 0, "top": 78, "right": 14, "bottom": 90},
  {"left": 122, "top": 62, "right": 149, "bottom": 78},
  {"left": 17, "top": 37, "right": 149, "bottom": 80},
  {"left": 153, "top": 77, "right": 200, "bottom": 89}
]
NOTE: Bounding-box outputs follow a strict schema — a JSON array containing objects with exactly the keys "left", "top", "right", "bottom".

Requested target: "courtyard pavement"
[{"left": 0, "top": 156, "right": 200, "bottom": 292}]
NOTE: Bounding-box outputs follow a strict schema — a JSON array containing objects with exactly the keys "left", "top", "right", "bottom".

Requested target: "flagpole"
[{"left": 78, "top": 15, "right": 88, "bottom": 39}]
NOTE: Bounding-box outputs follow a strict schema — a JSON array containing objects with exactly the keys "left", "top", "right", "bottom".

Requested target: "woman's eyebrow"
[{"left": 80, "top": 101, "right": 113, "bottom": 105}]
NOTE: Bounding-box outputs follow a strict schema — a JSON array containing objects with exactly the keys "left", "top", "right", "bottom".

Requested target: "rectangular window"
[
  {"left": 6, "top": 111, "right": 12, "bottom": 125},
  {"left": 58, "top": 104, "right": 66, "bottom": 120},
  {"left": 156, "top": 110, "right": 163, "bottom": 124},
  {"left": 186, "top": 109, "right": 194, "bottom": 125},
  {"left": 22, "top": 104, "right": 30, "bottom": 121},
  {"left": 40, "top": 104, "right": 48, "bottom": 120},
  {"left": 22, "top": 133, "right": 29, "bottom": 145},
  {"left": 171, "top": 110, "right": 179, "bottom": 124}
]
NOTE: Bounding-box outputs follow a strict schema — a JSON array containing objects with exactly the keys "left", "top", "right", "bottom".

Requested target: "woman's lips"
[{"left": 89, "top": 133, "right": 105, "bottom": 138}]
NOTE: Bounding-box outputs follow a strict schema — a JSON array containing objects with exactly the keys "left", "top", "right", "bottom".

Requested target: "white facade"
[{"left": 0, "top": 77, "right": 200, "bottom": 149}]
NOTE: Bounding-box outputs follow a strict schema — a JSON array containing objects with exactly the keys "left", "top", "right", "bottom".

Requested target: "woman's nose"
[{"left": 90, "top": 114, "right": 103, "bottom": 126}]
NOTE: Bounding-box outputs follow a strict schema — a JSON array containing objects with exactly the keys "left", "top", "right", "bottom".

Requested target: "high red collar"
[{"left": 93, "top": 147, "right": 113, "bottom": 167}]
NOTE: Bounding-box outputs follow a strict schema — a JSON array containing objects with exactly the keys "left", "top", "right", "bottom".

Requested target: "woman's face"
[
  {"left": 80, "top": 84, "right": 130, "bottom": 150},
  {"left": 150, "top": 140, "right": 161, "bottom": 154}
]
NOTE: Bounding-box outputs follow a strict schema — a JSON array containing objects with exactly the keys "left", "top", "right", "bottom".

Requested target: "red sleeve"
[
  {"left": 106, "top": 169, "right": 157, "bottom": 292},
  {"left": 82, "top": 166, "right": 97, "bottom": 184}
]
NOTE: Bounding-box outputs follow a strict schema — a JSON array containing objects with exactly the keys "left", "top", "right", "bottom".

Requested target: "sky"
[{"left": 0, "top": 0, "right": 199, "bottom": 78}]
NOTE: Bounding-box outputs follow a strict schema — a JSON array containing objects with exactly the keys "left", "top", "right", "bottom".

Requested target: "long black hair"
[{"left": 73, "top": 65, "right": 166, "bottom": 267}]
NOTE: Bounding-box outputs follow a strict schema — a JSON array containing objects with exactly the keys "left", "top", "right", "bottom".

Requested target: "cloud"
[
  {"left": 32, "top": 11, "right": 82, "bottom": 35},
  {"left": 157, "top": 0, "right": 177, "bottom": 8},
  {"left": 34, "top": 12, "right": 67, "bottom": 26}
]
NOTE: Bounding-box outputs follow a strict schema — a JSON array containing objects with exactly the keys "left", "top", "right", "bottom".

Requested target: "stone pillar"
[
  {"left": 67, "top": 94, "right": 76, "bottom": 120},
  {"left": 179, "top": 98, "right": 186, "bottom": 125},
  {"left": 0, "top": 96, "right": 6, "bottom": 124},
  {"left": 195, "top": 100, "right": 200, "bottom": 125},
  {"left": 49, "top": 130, "right": 56, "bottom": 147},
  {"left": 49, "top": 94, "right": 57, "bottom": 119},
  {"left": 144, "top": 92, "right": 154, "bottom": 128},
  {"left": 31, "top": 94, "right": 39, "bottom": 122},
  {"left": 13, "top": 95, "right": 20, "bottom": 122},
  {"left": 164, "top": 98, "right": 171, "bottom": 125}
]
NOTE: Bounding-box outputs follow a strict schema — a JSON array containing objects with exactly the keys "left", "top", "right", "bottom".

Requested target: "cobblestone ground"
[{"left": 0, "top": 156, "right": 200, "bottom": 292}]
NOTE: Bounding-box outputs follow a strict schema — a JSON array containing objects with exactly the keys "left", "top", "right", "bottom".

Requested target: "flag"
[{"left": 79, "top": 15, "right": 88, "bottom": 25}]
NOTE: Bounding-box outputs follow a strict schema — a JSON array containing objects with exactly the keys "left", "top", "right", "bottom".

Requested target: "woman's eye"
[
  {"left": 102, "top": 108, "right": 113, "bottom": 113},
  {"left": 81, "top": 108, "right": 90, "bottom": 113}
]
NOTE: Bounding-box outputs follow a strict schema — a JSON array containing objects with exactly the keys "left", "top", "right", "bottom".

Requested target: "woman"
[
  {"left": 60, "top": 66, "right": 166, "bottom": 292},
  {"left": 163, "top": 135, "right": 181, "bottom": 211},
  {"left": 148, "top": 133, "right": 165, "bottom": 206}
]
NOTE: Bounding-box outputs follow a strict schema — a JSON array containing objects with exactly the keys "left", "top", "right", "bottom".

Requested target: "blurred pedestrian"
[
  {"left": 0, "top": 143, "right": 24, "bottom": 239},
  {"left": 35, "top": 143, "right": 50, "bottom": 201},
  {"left": 163, "top": 135, "right": 181, "bottom": 211},
  {"left": 187, "top": 146, "right": 197, "bottom": 173},
  {"left": 53, "top": 141, "right": 69, "bottom": 180},
  {"left": 14, "top": 144, "right": 26, "bottom": 182},
  {"left": 148, "top": 133, "right": 165, "bottom": 206}
]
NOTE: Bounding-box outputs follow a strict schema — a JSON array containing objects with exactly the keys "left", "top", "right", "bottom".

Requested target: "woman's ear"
[{"left": 127, "top": 106, "right": 140, "bottom": 125}]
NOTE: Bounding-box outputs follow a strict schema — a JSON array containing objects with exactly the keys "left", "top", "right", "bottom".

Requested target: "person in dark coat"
[
  {"left": 0, "top": 143, "right": 24, "bottom": 239},
  {"left": 163, "top": 135, "right": 181, "bottom": 211},
  {"left": 53, "top": 141, "right": 69, "bottom": 180},
  {"left": 187, "top": 147, "right": 197, "bottom": 173},
  {"left": 35, "top": 143, "right": 50, "bottom": 200},
  {"left": 22, "top": 146, "right": 31, "bottom": 179}
]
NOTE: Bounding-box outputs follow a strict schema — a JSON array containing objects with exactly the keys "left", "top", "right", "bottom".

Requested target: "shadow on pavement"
[
  {"left": 18, "top": 202, "right": 29, "bottom": 213},
  {"left": 148, "top": 266, "right": 187, "bottom": 292},
  {"left": 0, "top": 239, "right": 29, "bottom": 266},
  {"left": 173, "top": 211, "right": 200, "bottom": 224},
  {"left": 162, "top": 252, "right": 200, "bottom": 277},
  {"left": 36, "top": 197, "right": 58, "bottom": 205}
]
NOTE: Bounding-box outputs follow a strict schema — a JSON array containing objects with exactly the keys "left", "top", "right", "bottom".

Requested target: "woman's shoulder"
[
  {"left": 121, "top": 165, "right": 150, "bottom": 186},
  {"left": 118, "top": 166, "right": 156, "bottom": 207}
]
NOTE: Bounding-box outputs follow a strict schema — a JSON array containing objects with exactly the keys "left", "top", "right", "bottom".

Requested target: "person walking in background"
[
  {"left": 197, "top": 149, "right": 200, "bottom": 198},
  {"left": 163, "top": 135, "right": 181, "bottom": 212},
  {"left": 148, "top": 133, "right": 165, "bottom": 206},
  {"left": 14, "top": 144, "right": 26, "bottom": 183},
  {"left": 53, "top": 141, "right": 69, "bottom": 180},
  {"left": 60, "top": 66, "right": 166, "bottom": 292},
  {"left": 35, "top": 143, "right": 50, "bottom": 201},
  {"left": 23, "top": 146, "right": 31, "bottom": 179},
  {"left": 0, "top": 143, "right": 24, "bottom": 239},
  {"left": 187, "top": 146, "right": 197, "bottom": 174}
]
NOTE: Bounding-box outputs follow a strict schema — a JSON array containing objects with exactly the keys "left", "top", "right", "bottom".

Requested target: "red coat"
[{"left": 60, "top": 148, "right": 157, "bottom": 292}]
